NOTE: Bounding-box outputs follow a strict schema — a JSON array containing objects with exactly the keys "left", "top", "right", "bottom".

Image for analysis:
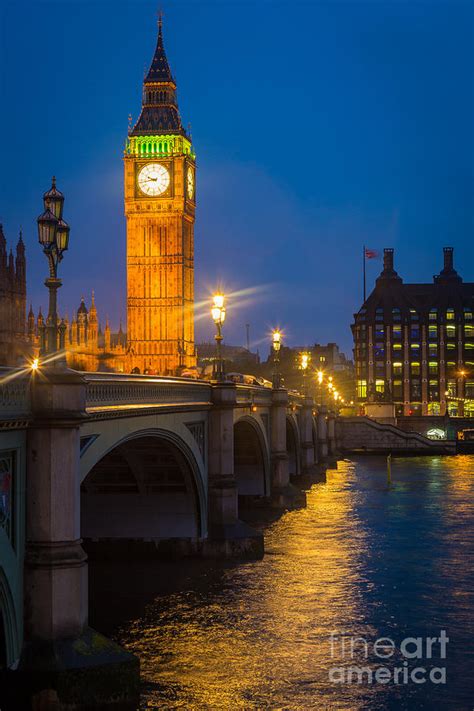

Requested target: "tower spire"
[
  {"left": 145, "top": 11, "right": 173, "bottom": 83},
  {"left": 130, "top": 14, "right": 185, "bottom": 136}
]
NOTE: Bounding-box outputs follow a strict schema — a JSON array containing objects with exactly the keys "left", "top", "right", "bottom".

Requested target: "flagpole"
[{"left": 363, "top": 244, "right": 366, "bottom": 303}]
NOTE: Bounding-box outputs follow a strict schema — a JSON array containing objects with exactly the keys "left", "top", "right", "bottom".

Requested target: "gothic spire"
[
  {"left": 130, "top": 16, "right": 185, "bottom": 136},
  {"left": 145, "top": 13, "right": 174, "bottom": 83}
]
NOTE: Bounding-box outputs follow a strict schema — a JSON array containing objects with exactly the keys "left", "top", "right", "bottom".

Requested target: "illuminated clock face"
[
  {"left": 187, "top": 167, "right": 194, "bottom": 199},
  {"left": 137, "top": 163, "right": 170, "bottom": 196}
]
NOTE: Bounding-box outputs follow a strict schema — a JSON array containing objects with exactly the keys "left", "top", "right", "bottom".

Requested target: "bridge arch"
[
  {"left": 80, "top": 429, "right": 206, "bottom": 544},
  {"left": 286, "top": 415, "right": 301, "bottom": 478},
  {"left": 0, "top": 569, "right": 19, "bottom": 668},
  {"left": 233, "top": 416, "right": 270, "bottom": 498}
]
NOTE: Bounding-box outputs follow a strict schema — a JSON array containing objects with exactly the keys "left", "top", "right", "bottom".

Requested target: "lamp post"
[
  {"left": 316, "top": 369, "right": 324, "bottom": 407},
  {"left": 37, "top": 177, "right": 70, "bottom": 358},
  {"left": 300, "top": 351, "right": 310, "bottom": 396},
  {"left": 212, "top": 293, "right": 226, "bottom": 381},
  {"left": 272, "top": 330, "right": 282, "bottom": 388}
]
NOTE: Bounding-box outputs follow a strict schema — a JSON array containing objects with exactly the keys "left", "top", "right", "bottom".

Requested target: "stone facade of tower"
[
  {"left": 124, "top": 18, "right": 196, "bottom": 375},
  {"left": 0, "top": 225, "right": 27, "bottom": 366}
]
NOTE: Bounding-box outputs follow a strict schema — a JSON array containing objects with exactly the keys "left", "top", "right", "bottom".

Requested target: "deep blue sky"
[{"left": 1, "top": 0, "right": 473, "bottom": 355}]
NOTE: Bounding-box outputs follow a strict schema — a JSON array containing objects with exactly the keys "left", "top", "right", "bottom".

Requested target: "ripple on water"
[{"left": 90, "top": 456, "right": 474, "bottom": 710}]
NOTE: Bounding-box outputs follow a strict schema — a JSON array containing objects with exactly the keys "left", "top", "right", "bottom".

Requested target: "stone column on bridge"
[
  {"left": 207, "top": 382, "right": 263, "bottom": 558},
  {"left": 299, "top": 397, "right": 318, "bottom": 477},
  {"left": 317, "top": 406, "right": 329, "bottom": 462},
  {"left": 8, "top": 366, "right": 139, "bottom": 710},
  {"left": 270, "top": 388, "right": 306, "bottom": 508}
]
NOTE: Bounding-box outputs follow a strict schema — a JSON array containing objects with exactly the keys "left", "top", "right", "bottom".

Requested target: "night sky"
[{"left": 1, "top": 0, "right": 473, "bottom": 356}]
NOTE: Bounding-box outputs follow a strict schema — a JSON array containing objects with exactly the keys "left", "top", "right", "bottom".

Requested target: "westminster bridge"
[
  {"left": 0, "top": 365, "right": 455, "bottom": 709},
  {"left": 0, "top": 365, "right": 336, "bottom": 708}
]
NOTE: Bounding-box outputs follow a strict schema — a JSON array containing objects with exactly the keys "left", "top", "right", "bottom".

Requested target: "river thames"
[{"left": 90, "top": 455, "right": 474, "bottom": 710}]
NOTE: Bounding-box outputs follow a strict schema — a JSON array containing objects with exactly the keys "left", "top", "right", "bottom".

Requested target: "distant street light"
[
  {"left": 37, "top": 177, "right": 70, "bottom": 358},
  {"left": 212, "top": 293, "right": 226, "bottom": 381},
  {"left": 272, "top": 330, "right": 282, "bottom": 388},
  {"left": 316, "top": 369, "right": 324, "bottom": 407},
  {"left": 300, "top": 351, "right": 311, "bottom": 396}
]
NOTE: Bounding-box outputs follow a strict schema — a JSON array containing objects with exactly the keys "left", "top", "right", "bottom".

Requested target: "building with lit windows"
[{"left": 352, "top": 248, "right": 474, "bottom": 417}]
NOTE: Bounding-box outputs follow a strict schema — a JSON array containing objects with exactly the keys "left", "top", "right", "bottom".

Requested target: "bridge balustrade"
[
  {"left": 0, "top": 369, "right": 31, "bottom": 422},
  {"left": 83, "top": 372, "right": 212, "bottom": 412}
]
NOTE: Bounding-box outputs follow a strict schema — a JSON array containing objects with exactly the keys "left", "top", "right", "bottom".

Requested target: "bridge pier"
[
  {"left": 206, "top": 383, "right": 263, "bottom": 558},
  {"left": 5, "top": 368, "right": 139, "bottom": 711},
  {"left": 270, "top": 389, "right": 306, "bottom": 509}
]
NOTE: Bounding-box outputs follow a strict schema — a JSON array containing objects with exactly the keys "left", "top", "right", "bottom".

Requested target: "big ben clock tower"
[{"left": 124, "top": 16, "right": 196, "bottom": 374}]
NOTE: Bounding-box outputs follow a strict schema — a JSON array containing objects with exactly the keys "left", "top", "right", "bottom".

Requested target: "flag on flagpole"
[{"left": 364, "top": 248, "right": 379, "bottom": 259}]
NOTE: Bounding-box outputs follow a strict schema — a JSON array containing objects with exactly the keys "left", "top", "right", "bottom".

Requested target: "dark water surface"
[{"left": 90, "top": 455, "right": 474, "bottom": 710}]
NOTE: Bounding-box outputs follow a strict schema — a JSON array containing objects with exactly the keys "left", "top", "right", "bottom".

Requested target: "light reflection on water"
[{"left": 92, "top": 456, "right": 474, "bottom": 710}]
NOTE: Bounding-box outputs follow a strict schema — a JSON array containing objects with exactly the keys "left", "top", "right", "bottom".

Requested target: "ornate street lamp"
[
  {"left": 272, "top": 330, "right": 282, "bottom": 388},
  {"left": 212, "top": 293, "right": 226, "bottom": 381},
  {"left": 37, "top": 177, "right": 70, "bottom": 357}
]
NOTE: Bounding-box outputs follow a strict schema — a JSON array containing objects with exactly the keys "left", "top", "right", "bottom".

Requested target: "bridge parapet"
[
  {"left": 83, "top": 372, "right": 212, "bottom": 414},
  {"left": 0, "top": 368, "right": 31, "bottom": 423},
  {"left": 288, "top": 391, "right": 305, "bottom": 410},
  {"left": 235, "top": 384, "right": 273, "bottom": 407}
]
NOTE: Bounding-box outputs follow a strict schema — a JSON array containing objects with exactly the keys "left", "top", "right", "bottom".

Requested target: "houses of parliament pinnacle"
[{"left": 0, "top": 16, "right": 196, "bottom": 374}]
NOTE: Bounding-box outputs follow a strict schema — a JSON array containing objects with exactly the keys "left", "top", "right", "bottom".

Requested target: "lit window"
[
  {"left": 357, "top": 380, "right": 367, "bottom": 398},
  {"left": 374, "top": 343, "right": 385, "bottom": 358},
  {"left": 464, "top": 308, "right": 473, "bottom": 321},
  {"left": 393, "top": 362, "right": 403, "bottom": 375},
  {"left": 428, "top": 325, "right": 438, "bottom": 340},
  {"left": 411, "top": 361, "right": 420, "bottom": 375},
  {"left": 429, "top": 309, "right": 438, "bottom": 321},
  {"left": 393, "top": 380, "right": 403, "bottom": 399},
  {"left": 447, "top": 380, "right": 456, "bottom": 397},
  {"left": 464, "top": 400, "right": 474, "bottom": 417},
  {"left": 375, "top": 326, "right": 385, "bottom": 339},
  {"left": 392, "top": 325, "right": 402, "bottom": 340},
  {"left": 446, "top": 324, "right": 456, "bottom": 338},
  {"left": 447, "top": 362, "right": 457, "bottom": 377},
  {"left": 447, "top": 401, "right": 458, "bottom": 416},
  {"left": 465, "top": 342, "right": 474, "bottom": 350},
  {"left": 446, "top": 308, "right": 455, "bottom": 321},
  {"left": 375, "top": 379, "right": 385, "bottom": 393},
  {"left": 429, "top": 361, "right": 438, "bottom": 375},
  {"left": 429, "top": 380, "right": 439, "bottom": 400},
  {"left": 429, "top": 344, "right": 438, "bottom": 357},
  {"left": 464, "top": 325, "right": 474, "bottom": 338}
]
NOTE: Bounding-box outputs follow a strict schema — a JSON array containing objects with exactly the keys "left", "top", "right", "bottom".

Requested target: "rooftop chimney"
[
  {"left": 443, "top": 247, "right": 454, "bottom": 272},
  {"left": 434, "top": 246, "right": 462, "bottom": 284},
  {"left": 383, "top": 248, "right": 394, "bottom": 272}
]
